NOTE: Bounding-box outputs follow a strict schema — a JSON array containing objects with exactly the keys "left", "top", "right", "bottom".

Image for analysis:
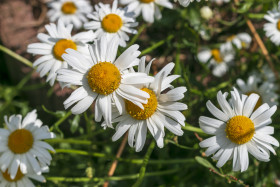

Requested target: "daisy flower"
[
  {"left": 176, "top": 0, "right": 200, "bottom": 7},
  {"left": 199, "top": 88, "right": 279, "bottom": 172},
  {"left": 112, "top": 57, "right": 187, "bottom": 152},
  {"left": 0, "top": 167, "right": 48, "bottom": 187},
  {"left": 27, "top": 19, "right": 95, "bottom": 86},
  {"left": 236, "top": 75, "right": 279, "bottom": 108},
  {"left": 221, "top": 33, "right": 252, "bottom": 51},
  {"left": 84, "top": 0, "right": 138, "bottom": 47},
  {"left": 0, "top": 110, "right": 55, "bottom": 179},
  {"left": 57, "top": 36, "right": 154, "bottom": 128},
  {"left": 120, "top": 0, "right": 173, "bottom": 23},
  {"left": 264, "top": 9, "right": 280, "bottom": 45},
  {"left": 197, "top": 47, "right": 235, "bottom": 77},
  {"left": 249, "top": 65, "right": 277, "bottom": 87},
  {"left": 47, "top": 0, "right": 93, "bottom": 29}
]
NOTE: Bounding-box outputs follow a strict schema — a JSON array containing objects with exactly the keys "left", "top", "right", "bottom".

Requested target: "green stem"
[
  {"left": 182, "top": 124, "right": 206, "bottom": 134},
  {"left": 50, "top": 110, "right": 72, "bottom": 132},
  {"left": 54, "top": 148, "right": 195, "bottom": 165},
  {"left": 140, "top": 35, "right": 174, "bottom": 56},
  {"left": 166, "top": 139, "right": 197, "bottom": 150},
  {"left": 132, "top": 141, "right": 155, "bottom": 187},
  {"left": 0, "top": 45, "right": 33, "bottom": 68},
  {"left": 46, "top": 139, "right": 91, "bottom": 145},
  {"left": 46, "top": 168, "right": 179, "bottom": 183}
]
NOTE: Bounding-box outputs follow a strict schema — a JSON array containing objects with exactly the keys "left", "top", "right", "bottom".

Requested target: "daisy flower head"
[
  {"left": 27, "top": 19, "right": 95, "bottom": 86},
  {"left": 197, "top": 47, "right": 235, "bottom": 77},
  {"left": 199, "top": 88, "right": 279, "bottom": 172},
  {"left": 57, "top": 36, "right": 154, "bottom": 128},
  {"left": 264, "top": 9, "right": 280, "bottom": 45},
  {"left": 236, "top": 75, "right": 279, "bottom": 108},
  {"left": 112, "top": 57, "right": 187, "bottom": 152},
  {"left": 84, "top": 0, "right": 138, "bottom": 47},
  {"left": 47, "top": 0, "right": 93, "bottom": 29},
  {"left": 0, "top": 166, "right": 48, "bottom": 187},
  {"left": 120, "top": 0, "right": 173, "bottom": 23},
  {"left": 0, "top": 110, "right": 55, "bottom": 179},
  {"left": 222, "top": 33, "right": 252, "bottom": 51}
]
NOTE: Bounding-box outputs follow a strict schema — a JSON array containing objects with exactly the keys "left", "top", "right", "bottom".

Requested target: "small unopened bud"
[{"left": 200, "top": 6, "right": 213, "bottom": 20}]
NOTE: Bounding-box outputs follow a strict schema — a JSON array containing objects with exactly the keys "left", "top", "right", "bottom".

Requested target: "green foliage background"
[{"left": 1, "top": 0, "right": 280, "bottom": 186}]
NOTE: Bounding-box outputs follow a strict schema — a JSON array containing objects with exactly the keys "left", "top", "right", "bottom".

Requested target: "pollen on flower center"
[
  {"left": 8, "top": 129, "right": 34, "bottom": 154},
  {"left": 211, "top": 49, "right": 223, "bottom": 63},
  {"left": 225, "top": 116, "right": 255, "bottom": 145},
  {"left": 246, "top": 92, "right": 263, "bottom": 110},
  {"left": 2, "top": 168, "right": 24, "bottom": 182},
  {"left": 277, "top": 20, "right": 280, "bottom": 31},
  {"left": 140, "top": 0, "right": 155, "bottom": 3},
  {"left": 125, "top": 88, "right": 158, "bottom": 120},
  {"left": 53, "top": 39, "right": 77, "bottom": 61},
  {"left": 87, "top": 62, "right": 121, "bottom": 95},
  {"left": 61, "top": 2, "right": 77, "bottom": 14},
  {"left": 101, "top": 14, "right": 123, "bottom": 33}
]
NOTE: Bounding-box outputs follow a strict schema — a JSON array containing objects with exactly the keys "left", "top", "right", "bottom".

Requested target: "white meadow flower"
[
  {"left": 236, "top": 75, "right": 279, "bottom": 107},
  {"left": 47, "top": 0, "right": 93, "bottom": 29},
  {"left": 177, "top": 0, "right": 200, "bottom": 7},
  {"left": 200, "top": 6, "right": 213, "bottom": 20},
  {"left": 112, "top": 57, "right": 187, "bottom": 152},
  {"left": 197, "top": 47, "right": 234, "bottom": 77},
  {"left": 27, "top": 19, "right": 95, "bottom": 86},
  {"left": 57, "top": 37, "right": 154, "bottom": 128},
  {"left": 0, "top": 167, "right": 48, "bottom": 187},
  {"left": 0, "top": 110, "right": 55, "bottom": 179},
  {"left": 221, "top": 33, "right": 252, "bottom": 51},
  {"left": 84, "top": 0, "right": 138, "bottom": 47},
  {"left": 199, "top": 88, "right": 279, "bottom": 172},
  {"left": 264, "top": 9, "right": 280, "bottom": 45},
  {"left": 120, "top": 0, "right": 173, "bottom": 23}
]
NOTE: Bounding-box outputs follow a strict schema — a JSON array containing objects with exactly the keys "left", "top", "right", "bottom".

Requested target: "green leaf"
[
  {"left": 69, "top": 115, "right": 80, "bottom": 134},
  {"left": 42, "top": 105, "right": 66, "bottom": 118},
  {"left": 195, "top": 156, "right": 218, "bottom": 172}
]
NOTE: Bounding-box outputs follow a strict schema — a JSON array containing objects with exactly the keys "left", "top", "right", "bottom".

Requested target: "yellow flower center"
[
  {"left": 140, "top": 0, "right": 155, "bottom": 3},
  {"left": 2, "top": 168, "right": 24, "bottom": 182},
  {"left": 277, "top": 20, "right": 280, "bottom": 31},
  {"left": 226, "top": 35, "right": 236, "bottom": 42},
  {"left": 61, "top": 2, "right": 77, "bottom": 14},
  {"left": 211, "top": 49, "right": 223, "bottom": 63},
  {"left": 8, "top": 129, "right": 34, "bottom": 154},
  {"left": 87, "top": 62, "right": 121, "bottom": 95},
  {"left": 225, "top": 116, "right": 255, "bottom": 145},
  {"left": 245, "top": 92, "right": 263, "bottom": 110},
  {"left": 101, "top": 14, "right": 123, "bottom": 33},
  {"left": 53, "top": 39, "right": 77, "bottom": 61},
  {"left": 125, "top": 88, "right": 158, "bottom": 120}
]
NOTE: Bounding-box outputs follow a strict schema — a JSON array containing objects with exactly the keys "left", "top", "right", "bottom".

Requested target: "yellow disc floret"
[
  {"left": 53, "top": 39, "right": 77, "bottom": 61},
  {"left": 8, "top": 129, "right": 34, "bottom": 154},
  {"left": 211, "top": 49, "right": 223, "bottom": 63},
  {"left": 61, "top": 2, "right": 77, "bottom": 14},
  {"left": 140, "top": 0, "right": 155, "bottom": 3},
  {"left": 226, "top": 116, "right": 255, "bottom": 145},
  {"left": 87, "top": 62, "right": 121, "bottom": 95},
  {"left": 2, "top": 168, "right": 24, "bottom": 182},
  {"left": 277, "top": 20, "right": 280, "bottom": 31},
  {"left": 125, "top": 88, "right": 158, "bottom": 120},
  {"left": 246, "top": 92, "right": 263, "bottom": 110},
  {"left": 101, "top": 14, "right": 123, "bottom": 33}
]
